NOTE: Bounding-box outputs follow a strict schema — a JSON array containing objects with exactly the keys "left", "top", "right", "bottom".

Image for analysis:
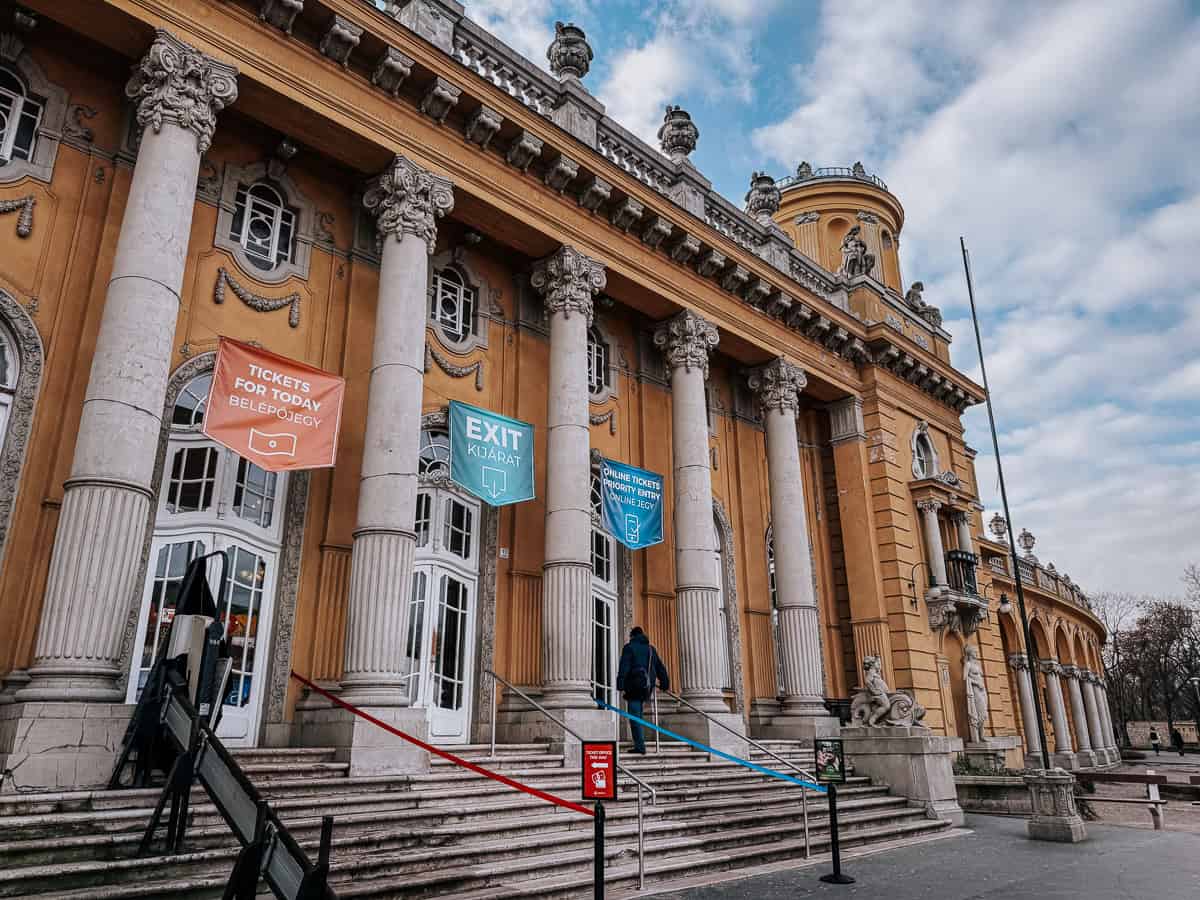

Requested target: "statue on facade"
[
  {"left": 905, "top": 281, "right": 926, "bottom": 310},
  {"left": 850, "top": 656, "right": 926, "bottom": 727},
  {"left": 838, "top": 225, "right": 875, "bottom": 279},
  {"left": 964, "top": 644, "right": 989, "bottom": 744}
]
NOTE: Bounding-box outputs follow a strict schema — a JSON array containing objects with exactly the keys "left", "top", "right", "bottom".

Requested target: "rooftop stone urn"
[
  {"left": 547, "top": 21, "right": 593, "bottom": 80},
  {"left": 744, "top": 171, "right": 781, "bottom": 225},
  {"left": 658, "top": 105, "right": 699, "bottom": 162}
]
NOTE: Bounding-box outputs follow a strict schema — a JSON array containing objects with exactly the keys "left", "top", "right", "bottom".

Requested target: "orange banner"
[{"left": 202, "top": 337, "right": 345, "bottom": 472}]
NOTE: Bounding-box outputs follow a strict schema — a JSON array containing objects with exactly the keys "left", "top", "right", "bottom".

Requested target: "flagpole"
[{"left": 960, "top": 237, "right": 1051, "bottom": 771}]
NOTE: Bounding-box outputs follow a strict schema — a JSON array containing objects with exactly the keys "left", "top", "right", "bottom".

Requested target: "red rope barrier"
[{"left": 290, "top": 671, "right": 594, "bottom": 818}]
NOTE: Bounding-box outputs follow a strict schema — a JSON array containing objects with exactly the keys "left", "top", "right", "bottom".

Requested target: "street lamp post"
[{"left": 1190, "top": 676, "right": 1200, "bottom": 753}]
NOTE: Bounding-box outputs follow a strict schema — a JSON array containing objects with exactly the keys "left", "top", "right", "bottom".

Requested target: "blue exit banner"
[
  {"left": 449, "top": 400, "right": 536, "bottom": 507},
  {"left": 599, "top": 456, "right": 664, "bottom": 550}
]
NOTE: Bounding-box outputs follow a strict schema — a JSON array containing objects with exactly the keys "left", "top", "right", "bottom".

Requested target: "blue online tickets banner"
[
  {"left": 449, "top": 400, "right": 536, "bottom": 507},
  {"left": 599, "top": 456, "right": 664, "bottom": 550}
]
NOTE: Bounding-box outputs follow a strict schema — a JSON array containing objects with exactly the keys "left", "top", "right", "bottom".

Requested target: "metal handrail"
[{"left": 663, "top": 688, "right": 816, "bottom": 858}]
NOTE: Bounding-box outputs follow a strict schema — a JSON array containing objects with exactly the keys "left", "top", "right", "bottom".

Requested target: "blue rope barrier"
[{"left": 595, "top": 697, "right": 827, "bottom": 793}]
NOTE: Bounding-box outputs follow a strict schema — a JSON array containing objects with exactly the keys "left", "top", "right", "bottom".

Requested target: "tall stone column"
[
  {"left": 298, "top": 156, "right": 452, "bottom": 775},
  {"left": 3, "top": 32, "right": 236, "bottom": 789},
  {"left": 1096, "top": 678, "right": 1118, "bottom": 758},
  {"left": 917, "top": 500, "right": 949, "bottom": 588},
  {"left": 746, "top": 360, "right": 837, "bottom": 739},
  {"left": 1041, "top": 660, "right": 1076, "bottom": 769},
  {"left": 529, "top": 247, "right": 606, "bottom": 712},
  {"left": 1081, "top": 671, "right": 1108, "bottom": 765},
  {"left": 1008, "top": 654, "right": 1043, "bottom": 766},
  {"left": 953, "top": 510, "right": 974, "bottom": 554},
  {"left": 654, "top": 310, "right": 746, "bottom": 753},
  {"left": 1061, "top": 666, "right": 1095, "bottom": 766}
]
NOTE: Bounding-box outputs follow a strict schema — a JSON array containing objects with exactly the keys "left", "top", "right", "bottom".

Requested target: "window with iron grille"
[
  {"left": 230, "top": 182, "right": 296, "bottom": 271},
  {"left": 0, "top": 67, "right": 42, "bottom": 166},
  {"left": 587, "top": 327, "right": 610, "bottom": 397},
  {"left": 430, "top": 268, "right": 478, "bottom": 344}
]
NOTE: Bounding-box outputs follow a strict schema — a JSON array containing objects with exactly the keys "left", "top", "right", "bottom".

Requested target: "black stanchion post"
[
  {"left": 819, "top": 784, "right": 856, "bottom": 885},
  {"left": 594, "top": 801, "right": 606, "bottom": 899}
]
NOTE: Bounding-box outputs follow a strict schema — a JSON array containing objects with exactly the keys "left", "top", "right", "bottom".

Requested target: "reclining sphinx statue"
[{"left": 850, "top": 655, "right": 927, "bottom": 727}]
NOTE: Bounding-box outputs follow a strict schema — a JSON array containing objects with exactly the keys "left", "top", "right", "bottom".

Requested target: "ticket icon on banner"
[{"left": 248, "top": 428, "right": 298, "bottom": 458}]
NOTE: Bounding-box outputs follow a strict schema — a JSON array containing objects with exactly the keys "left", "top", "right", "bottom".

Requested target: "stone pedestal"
[
  {"left": 296, "top": 703, "right": 430, "bottom": 777},
  {"left": 753, "top": 711, "right": 841, "bottom": 741},
  {"left": 0, "top": 702, "right": 132, "bottom": 792},
  {"left": 963, "top": 734, "right": 1023, "bottom": 772},
  {"left": 841, "top": 725, "right": 965, "bottom": 826},
  {"left": 498, "top": 706, "right": 616, "bottom": 768},
  {"left": 1024, "top": 769, "right": 1087, "bottom": 843},
  {"left": 665, "top": 711, "right": 750, "bottom": 760}
]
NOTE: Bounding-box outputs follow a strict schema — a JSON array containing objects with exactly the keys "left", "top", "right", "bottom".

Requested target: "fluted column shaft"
[
  {"left": 918, "top": 500, "right": 948, "bottom": 587},
  {"left": 655, "top": 310, "right": 725, "bottom": 712},
  {"left": 1041, "top": 661, "right": 1073, "bottom": 753},
  {"left": 749, "top": 359, "right": 825, "bottom": 716},
  {"left": 1062, "top": 666, "right": 1093, "bottom": 753},
  {"left": 1081, "top": 673, "right": 1106, "bottom": 757},
  {"left": 20, "top": 33, "right": 237, "bottom": 702},
  {"left": 531, "top": 247, "right": 606, "bottom": 709},
  {"left": 1008, "top": 655, "right": 1041, "bottom": 756},
  {"left": 341, "top": 156, "right": 453, "bottom": 706}
]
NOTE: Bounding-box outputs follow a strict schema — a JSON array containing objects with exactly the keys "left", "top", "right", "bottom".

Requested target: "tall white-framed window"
[
  {"left": 0, "top": 323, "right": 17, "bottom": 447},
  {"left": 591, "top": 471, "right": 618, "bottom": 705},
  {"left": 712, "top": 515, "right": 732, "bottom": 691},
  {"left": 430, "top": 267, "right": 478, "bottom": 345},
  {"left": 911, "top": 421, "right": 940, "bottom": 479},
  {"left": 0, "top": 66, "right": 42, "bottom": 165},
  {"left": 587, "top": 327, "right": 610, "bottom": 398},
  {"left": 767, "top": 525, "right": 785, "bottom": 698},
  {"left": 127, "top": 374, "right": 288, "bottom": 747},
  {"left": 405, "top": 428, "right": 481, "bottom": 744},
  {"left": 229, "top": 182, "right": 296, "bottom": 272}
]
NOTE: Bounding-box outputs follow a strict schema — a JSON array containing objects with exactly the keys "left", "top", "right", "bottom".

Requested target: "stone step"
[{"left": 234, "top": 761, "right": 351, "bottom": 780}]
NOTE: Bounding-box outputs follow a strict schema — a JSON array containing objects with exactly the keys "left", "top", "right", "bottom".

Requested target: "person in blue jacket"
[{"left": 616, "top": 627, "right": 670, "bottom": 754}]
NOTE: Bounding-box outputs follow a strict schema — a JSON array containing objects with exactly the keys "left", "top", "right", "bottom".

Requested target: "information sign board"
[
  {"left": 599, "top": 456, "right": 664, "bottom": 550},
  {"left": 581, "top": 741, "right": 618, "bottom": 801},
  {"left": 814, "top": 738, "right": 847, "bottom": 784},
  {"left": 449, "top": 400, "right": 536, "bottom": 506}
]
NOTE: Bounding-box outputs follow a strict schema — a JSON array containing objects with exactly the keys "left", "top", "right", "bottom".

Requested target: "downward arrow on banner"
[{"left": 481, "top": 466, "right": 507, "bottom": 499}]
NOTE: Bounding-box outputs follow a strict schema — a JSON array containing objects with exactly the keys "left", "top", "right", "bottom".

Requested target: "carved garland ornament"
[
  {"left": 424, "top": 341, "right": 484, "bottom": 391},
  {"left": 529, "top": 245, "right": 606, "bottom": 324},
  {"left": 214, "top": 267, "right": 301, "bottom": 327},
  {"left": 653, "top": 309, "right": 719, "bottom": 379},
  {"left": 0, "top": 196, "right": 34, "bottom": 237},
  {"left": 747, "top": 357, "right": 806, "bottom": 416},
  {"left": 125, "top": 30, "right": 239, "bottom": 155},
  {"left": 589, "top": 409, "right": 617, "bottom": 435},
  {"left": 362, "top": 154, "right": 455, "bottom": 255}
]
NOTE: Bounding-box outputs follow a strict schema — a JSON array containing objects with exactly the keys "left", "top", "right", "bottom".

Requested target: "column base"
[
  {"left": 0, "top": 701, "right": 132, "bottom": 792},
  {"left": 1051, "top": 751, "right": 1078, "bottom": 770},
  {"left": 841, "top": 725, "right": 965, "bottom": 827},
  {"left": 752, "top": 712, "right": 841, "bottom": 742},
  {"left": 663, "top": 710, "right": 748, "bottom": 760},
  {"left": 1073, "top": 749, "right": 1098, "bottom": 768},
  {"left": 1024, "top": 770, "right": 1087, "bottom": 843},
  {"left": 295, "top": 705, "right": 430, "bottom": 777},
  {"left": 496, "top": 706, "right": 616, "bottom": 767}
]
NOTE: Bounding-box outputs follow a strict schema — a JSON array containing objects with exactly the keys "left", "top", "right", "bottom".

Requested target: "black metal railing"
[{"left": 945, "top": 550, "right": 979, "bottom": 595}]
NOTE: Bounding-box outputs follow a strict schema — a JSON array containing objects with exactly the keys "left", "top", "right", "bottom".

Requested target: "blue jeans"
[{"left": 627, "top": 698, "right": 646, "bottom": 752}]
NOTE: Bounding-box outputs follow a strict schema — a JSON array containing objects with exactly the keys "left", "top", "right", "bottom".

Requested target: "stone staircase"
[{"left": 0, "top": 741, "right": 954, "bottom": 898}]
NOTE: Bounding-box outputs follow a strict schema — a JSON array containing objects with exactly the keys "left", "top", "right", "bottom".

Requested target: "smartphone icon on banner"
[{"left": 625, "top": 514, "right": 639, "bottom": 545}]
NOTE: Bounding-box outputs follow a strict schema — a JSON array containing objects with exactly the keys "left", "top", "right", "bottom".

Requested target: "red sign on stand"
[{"left": 581, "top": 741, "right": 618, "bottom": 801}]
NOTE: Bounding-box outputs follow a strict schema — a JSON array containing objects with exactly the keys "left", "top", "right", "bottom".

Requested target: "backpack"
[{"left": 626, "top": 647, "right": 655, "bottom": 701}]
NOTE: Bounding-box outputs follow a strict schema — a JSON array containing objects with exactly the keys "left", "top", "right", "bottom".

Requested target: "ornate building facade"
[{"left": 0, "top": 0, "right": 1110, "bottom": 790}]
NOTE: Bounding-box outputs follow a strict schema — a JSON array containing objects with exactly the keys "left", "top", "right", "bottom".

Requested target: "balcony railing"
[
  {"left": 945, "top": 550, "right": 979, "bottom": 595},
  {"left": 777, "top": 167, "right": 889, "bottom": 192}
]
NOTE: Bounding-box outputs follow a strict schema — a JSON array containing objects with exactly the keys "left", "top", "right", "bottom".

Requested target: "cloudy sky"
[{"left": 466, "top": 0, "right": 1200, "bottom": 597}]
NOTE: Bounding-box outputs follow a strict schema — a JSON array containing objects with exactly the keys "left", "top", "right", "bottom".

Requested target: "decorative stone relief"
[
  {"left": 658, "top": 105, "right": 698, "bottom": 162},
  {"left": 720, "top": 264, "right": 750, "bottom": 294},
  {"left": 424, "top": 341, "right": 484, "bottom": 390},
  {"left": 827, "top": 396, "right": 866, "bottom": 445},
  {"left": 744, "top": 172, "right": 781, "bottom": 225},
  {"left": 125, "top": 29, "right": 239, "bottom": 155},
  {"left": 0, "top": 196, "right": 34, "bottom": 238},
  {"left": 259, "top": 0, "right": 303, "bottom": 34},
  {"left": 543, "top": 154, "right": 579, "bottom": 192},
  {"left": 464, "top": 105, "right": 503, "bottom": 149},
  {"left": 794, "top": 211, "right": 820, "bottom": 226},
  {"left": 913, "top": 332, "right": 930, "bottom": 350},
  {"left": 669, "top": 233, "right": 701, "bottom": 264},
  {"left": 362, "top": 154, "right": 455, "bottom": 254},
  {"left": 837, "top": 224, "right": 875, "bottom": 279},
  {"left": 653, "top": 309, "right": 719, "bottom": 378},
  {"left": 589, "top": 409, "right": 617, "bottom": 435},
  {"left": 855, "top": 210, "right": 879, "bottom": 225},
  {"left": 609, "top": 197, "right": 644, "bottom": 232},
  {"left": 849, "top": 655, "right": 926, "bottom": 726},
  {"left": 420, "top": 77, "right": 462, "bottom": 123},
  {"left": 696, "top": 249, "right": 726, "bottom": 278},
  {"left": 547, "top": 21, "right": 593, "bottom": 80},
  {"left": 641, "top": 215, "right": 672, "bottom": 248},
  {"left": 62, "top": 104, "right": 98, "bottom": 145},
  {"left": 506, "top": 130, "right": 543, "bottom": 171},
  {"left": 0, "top": 291, "right": 44, "bottom": 574},
  {"left": 319, "top": 15, "right": 362, "bottom": 67},
  {"left": 530, "top": 245, "right": 606, "bottom": 324},
  {"left": 214, "top": 267, "right": 301, "bottom": 327},
  {"left": 747, "top": 357, "right": 805, "bottom": 416},
  {"left": 578, "top": 175, "right": 612, "bottom": 212},
  {"left": 371, "top": 47, "right": 414, "bottom": 96}
]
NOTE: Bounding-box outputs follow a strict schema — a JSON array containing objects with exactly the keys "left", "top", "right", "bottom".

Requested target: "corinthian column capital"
[
  {"left": 654, "top": 309, "right": 719, "bottom": 379},
  {"left": 1039, "top": 659, "right": 1063, "bottom": 677},
  {"left": 747, "top": 357, "right": 806, "bottom": 416},
  {"left": 125, "top": 30, "right": 239, "bottom": 154},
  {"left": 1007, "top": 653, "right": 1030, "bottom": 672},
  {"left": 363, "top": 154, "right": 455, "bottom": 254},
  {"left": 529, "top": 245, "right": 606, "bottom": 323}
]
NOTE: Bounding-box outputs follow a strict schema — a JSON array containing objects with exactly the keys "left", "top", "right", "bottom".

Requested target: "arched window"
[
  {"left": 430, "top": 267, "right": 478, "bottom": 344},
  {"left": 587, "top": 327, "right": 610, "bottom": 397},
  {"left": 418, "top": 428, "right": 450, "bottom": 476},
  {"left": 911, "top": 422, "right": 940, "bottom": 479},
  {"left": 591, "top": 471, "right": 618, "bottom": 704},
  {"left": 0, "top": 66, "right": 42, "bottom": 165},
  {"left": 229, "top": 182, "right": 296, "bottom": 271},
  {"left": 0, "top": 323, "right": 17, "bottom": 446}
]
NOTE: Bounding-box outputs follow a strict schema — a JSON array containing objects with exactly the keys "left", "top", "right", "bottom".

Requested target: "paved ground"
[{"left": 647, "top": 814, "right": 1200, "bottom": 899}]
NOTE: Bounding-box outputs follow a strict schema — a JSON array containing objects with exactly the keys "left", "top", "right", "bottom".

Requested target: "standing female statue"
[{"left": 964, "top": 644, "right": 990, "bottom": 744}]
